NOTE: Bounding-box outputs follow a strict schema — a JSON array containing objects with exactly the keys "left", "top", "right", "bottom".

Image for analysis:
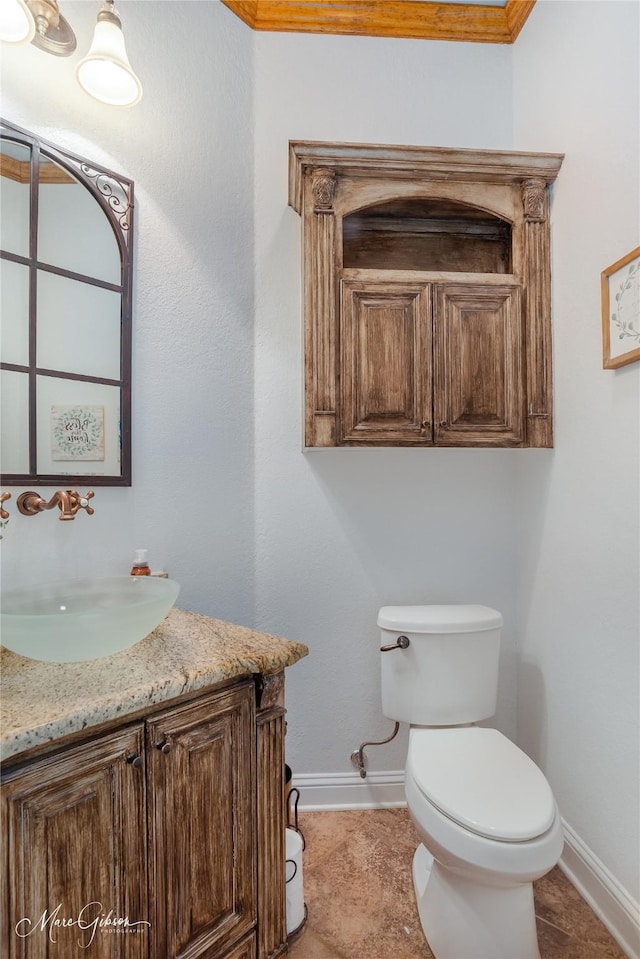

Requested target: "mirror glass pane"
[
  {"left": 1, "top": 370, "right": 30, "bottom": 474},
  {"left": 37, "top": 155, "right": 121, "bottom": 285},
  {"left": 36, "top": 376, "right": 121, "bottom": 477},
  {"left": 36, "top": 272, "right": 121, "bottom": 380},
  {"left": 0, "top": 122, "right": 132, "bottom": 486},
  {"left": 0, "top": 259, "right": 29, "bottom": 365},
  {"left": 0, "top": 139, "right": 30, "bottom": 258}
]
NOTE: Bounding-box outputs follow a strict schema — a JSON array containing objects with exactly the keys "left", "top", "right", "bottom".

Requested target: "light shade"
[
  {"left": 76, "top": 4, "right": 142, "bottom": 107},
  {"left": 0, "top": 0, "right": 36, "bottom": 44}
]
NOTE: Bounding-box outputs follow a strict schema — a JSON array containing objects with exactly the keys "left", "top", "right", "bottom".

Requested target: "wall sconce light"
[
  {"left": 0, "top": 0, "right": 142, "bottom": 107},
  {"left": 0, "top": 0, "right": 35, "bottom": 45}
]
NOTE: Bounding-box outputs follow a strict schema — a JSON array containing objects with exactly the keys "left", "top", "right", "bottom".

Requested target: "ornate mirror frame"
[{"left": 0, "top": 118, "right": 133, "bottom": 486}]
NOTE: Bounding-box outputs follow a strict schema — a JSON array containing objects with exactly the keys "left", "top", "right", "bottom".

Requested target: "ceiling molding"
[
  {"left": 221, "top": 0, "right": 536, "bottom": 44},
  {"left": 1, "top": 156, "right": 75, "bottom": 184}
]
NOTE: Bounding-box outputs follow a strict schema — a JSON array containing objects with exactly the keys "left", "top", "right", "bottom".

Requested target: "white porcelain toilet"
[{"left": 379, "top": 604, "right": 564, "bottom": 959}]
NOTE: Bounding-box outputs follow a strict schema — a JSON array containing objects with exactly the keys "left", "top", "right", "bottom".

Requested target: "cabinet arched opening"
[{"left": 342, "top": 197, "right": 512, "bottom": 273}]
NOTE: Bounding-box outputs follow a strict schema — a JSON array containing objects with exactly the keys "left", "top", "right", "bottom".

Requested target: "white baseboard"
[
  {"left": 290, "top": 775, "right": 639, "bottom": 959},
  {"left": 291, "top": 770, "right": 406, "bottom": 811},
  {"left": 559, "top": 818, "right": 640, "bottom": 959}
]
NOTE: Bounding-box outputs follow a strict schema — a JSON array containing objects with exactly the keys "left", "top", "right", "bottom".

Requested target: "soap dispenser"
[{"left": 130, "top": 549, "right": 151, "bottom": 576}]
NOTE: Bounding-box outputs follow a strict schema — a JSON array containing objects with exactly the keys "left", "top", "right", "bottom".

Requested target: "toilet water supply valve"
[
  {"left": 350, "top": 635, "right": 409, "bottom": 777},
  {"left": 351, "top": 722, "right": 400, "bottom": 779}
]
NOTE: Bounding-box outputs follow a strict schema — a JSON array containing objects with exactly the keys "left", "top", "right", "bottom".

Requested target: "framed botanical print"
[{"left": 602, "top": 246, "right": 640, "bottom": 369}]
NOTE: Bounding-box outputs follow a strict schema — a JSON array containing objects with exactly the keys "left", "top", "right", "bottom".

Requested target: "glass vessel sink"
[{"left": 1, "top": 576, "right": 180, "bottom": 663}]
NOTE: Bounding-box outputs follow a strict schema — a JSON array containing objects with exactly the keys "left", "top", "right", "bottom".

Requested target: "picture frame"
[{"left": 602, "top": 246, "right": 640, "bottom": 369}]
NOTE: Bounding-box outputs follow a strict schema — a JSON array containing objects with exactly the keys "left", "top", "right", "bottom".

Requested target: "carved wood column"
[
  {"left": 305, "top": 169, "right": 337, "bottom": 446},
  {"left": 255, "top": 672, "right": 287, "bottom": 959},
  {"left": 522, "top": 177, "right": 553, "bottom": 447}
]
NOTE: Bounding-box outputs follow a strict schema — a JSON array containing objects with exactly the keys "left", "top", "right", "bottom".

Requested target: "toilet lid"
[{"left": 408, "top": 727, "right": 556, "bottom": 842}]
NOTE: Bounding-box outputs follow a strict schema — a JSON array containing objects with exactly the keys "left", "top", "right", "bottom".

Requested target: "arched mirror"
[{"left": 0, "top": 119, "right": 133, "bottom": 486}]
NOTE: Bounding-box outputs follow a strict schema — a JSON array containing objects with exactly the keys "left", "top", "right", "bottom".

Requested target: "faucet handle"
[
  {"left": 67, "top": 490, "right": 95, "bottom": 518},
  {"left": 56, "top": 490, "right": 96, "bottom": 520},
  {"left": 0, "top": 492, "right": 11, "bottom": 521}
]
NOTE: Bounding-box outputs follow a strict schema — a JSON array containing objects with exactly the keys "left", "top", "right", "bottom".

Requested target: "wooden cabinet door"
[
  {"left": 1, "top": 725, "right": 148, "bottom": 959},
  {"left": 340, "top": 280, "right": 433, "bottom": 445},
  {"left": 146, "top": 684, "right": 256, "bottom": 959},
  {"left": 434, "top": 281, "right": 524, "bottom": 446}
]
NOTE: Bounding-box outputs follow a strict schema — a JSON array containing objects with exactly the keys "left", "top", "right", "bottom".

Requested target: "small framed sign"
[
  {"left": 51, "top": 406, "right": 105, "bottom": 461},
  {"left": 602, "top": 246, "right": 640, "bottom": 369}
]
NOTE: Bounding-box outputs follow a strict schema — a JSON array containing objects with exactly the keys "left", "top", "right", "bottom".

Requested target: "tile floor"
[{"left": 287, "top": 809, "right": 628, "bottom": 959}]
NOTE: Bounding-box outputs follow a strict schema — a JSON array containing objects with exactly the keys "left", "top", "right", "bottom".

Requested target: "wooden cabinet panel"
[
  {"left": 146, "top": 684, "right": 256, "bottom": 959},
  {"left": 340, "top": 280, "right": 432, "bottom": 444},
  {"left": 256, "top": 708, "right": 286, "bottom": 959},
  {"left": 1, "top": 725, "right": 147, "bottom": 959},
  {"left": 225, "top": 931, "right": 257, "bottom": 959},
  {"left": 434, "top": 282, "right": 524, "bottom": 446}
]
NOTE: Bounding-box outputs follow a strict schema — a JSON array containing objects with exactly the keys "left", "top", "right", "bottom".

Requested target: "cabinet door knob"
[
  {"left": 126, "top": 754, "right": 143, "bottom": 768},
  {"left": 420, "top": 420, "right": 430, "bottom": 433},
  {"left": 156, "top": 739, "right": 171, "bottom": 754}
]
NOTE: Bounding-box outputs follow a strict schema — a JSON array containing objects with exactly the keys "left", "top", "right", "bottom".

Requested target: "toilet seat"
[{"left": 407, "top": 727, "right": 556, "bottom": 842}]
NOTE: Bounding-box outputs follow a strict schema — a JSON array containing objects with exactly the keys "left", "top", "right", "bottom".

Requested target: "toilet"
[{"left": 379, "top": 604, "right": 564, "bottom": 959}]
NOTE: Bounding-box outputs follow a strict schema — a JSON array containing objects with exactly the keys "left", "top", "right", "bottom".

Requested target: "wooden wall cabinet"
[
  {"left": 1, "top": 677, "right": 287, "bottom": 959},
  {"left": 289, "top": 141, "right": 563, "bottom": 448}
]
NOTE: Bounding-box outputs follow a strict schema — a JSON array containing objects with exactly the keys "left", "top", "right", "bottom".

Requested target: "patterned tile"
[
  {"left": 287, "top": 809, "right": 626, "bottom": 959},
  {"left": 289, "top": 927, "right": 345, "bottom": 959},
  {"left": 534, "top": 866, "right": 627, "bottom": 958},
  {"left": 536, "top": 917, "right": 627, "bottom": 959}
]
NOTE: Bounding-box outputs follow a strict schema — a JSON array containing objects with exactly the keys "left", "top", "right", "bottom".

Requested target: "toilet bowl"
[
  {"left": 404, "top": 727, "right": 564, "bottom": 957},
  {"left": 378, "top": 605, "right": 563, "bottom": 959},
  {"left": 405, "top": 727, "right": 564, "bottom": 885}
]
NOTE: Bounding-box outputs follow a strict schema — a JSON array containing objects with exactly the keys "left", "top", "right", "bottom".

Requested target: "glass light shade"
[
  {"left": 0, "top": 0, "right": 36, "bottom": 44},
  {"left": 76, "top": 18, "right": 142, "bottom": 107}
]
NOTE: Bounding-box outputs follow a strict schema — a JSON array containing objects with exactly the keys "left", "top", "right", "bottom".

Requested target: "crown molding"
[
  {"left": 221, "top": 0, "right": 536, "bottom": 44},
  {"left": 288, "top": 140, "right": 564, "bottom": 214},
  {"left": 1, "top": 156, "right": 75, "bottom": 184}
]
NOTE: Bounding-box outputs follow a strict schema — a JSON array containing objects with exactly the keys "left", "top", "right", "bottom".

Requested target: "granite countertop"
[{"left": 0, "top": 608, "right": 308, "bottom": 762}]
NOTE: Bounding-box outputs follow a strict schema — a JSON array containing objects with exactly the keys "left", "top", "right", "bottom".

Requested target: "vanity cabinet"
[
  {"left": 1, "top": 677, "right": 287, "bottom": 959},
  {"left": 289, "top": 141, "right": 563, "bottom": 448}
]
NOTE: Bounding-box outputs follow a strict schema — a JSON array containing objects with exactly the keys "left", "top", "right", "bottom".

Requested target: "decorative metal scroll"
[{"left": 80, "top": 163, "right": 133, "bottom": 239}]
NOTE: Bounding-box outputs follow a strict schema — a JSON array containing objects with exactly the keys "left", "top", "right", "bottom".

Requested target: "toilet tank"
[{"left": 378, "top": 605, "right": 503, "bottom": 726}]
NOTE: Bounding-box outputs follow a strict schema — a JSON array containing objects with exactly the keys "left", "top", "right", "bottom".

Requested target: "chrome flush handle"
[{"left": 380, "top": 635, "right": 410, "bottom": 652}]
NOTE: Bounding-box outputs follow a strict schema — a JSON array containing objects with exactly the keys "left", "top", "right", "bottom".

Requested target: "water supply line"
[{"left": 350, "top": 722, "right": 400, "bottom": 779}]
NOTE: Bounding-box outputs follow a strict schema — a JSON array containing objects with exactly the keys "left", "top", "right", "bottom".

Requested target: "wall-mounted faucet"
[{"left": 17, "top": 490, "right": 95, "bottom": 521}]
